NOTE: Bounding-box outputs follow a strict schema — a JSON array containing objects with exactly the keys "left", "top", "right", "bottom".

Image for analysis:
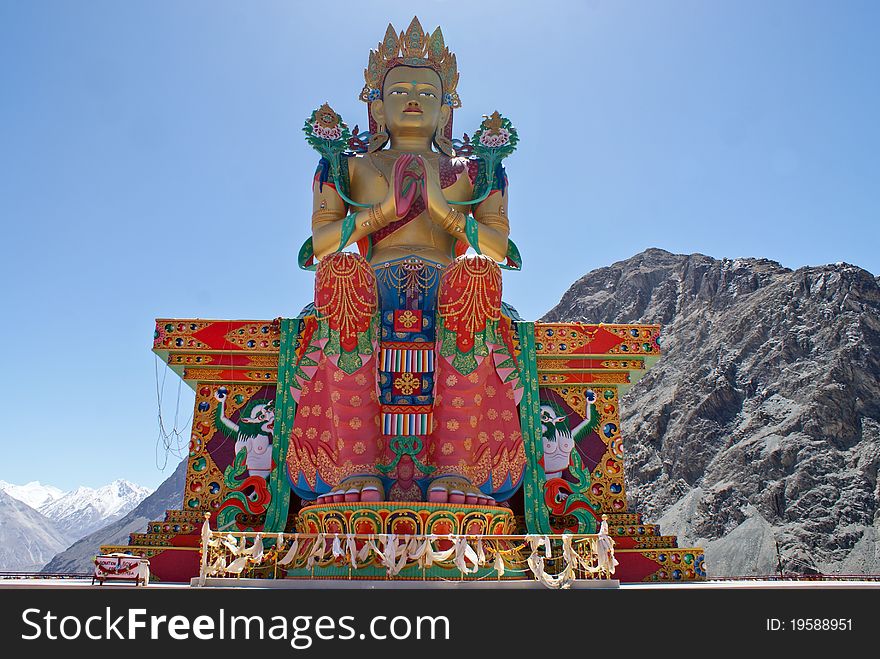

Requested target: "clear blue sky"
[{"left": 1, "top": 1, "right": 877, "bottom": 491}]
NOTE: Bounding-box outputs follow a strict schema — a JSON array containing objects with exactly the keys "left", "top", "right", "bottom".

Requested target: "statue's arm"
[
  {"left": 310, "top": 162, "right": 354, "bottom": 260},
  {"left": 471, "top": 186, "right": 510, "bottom": 262},
  {"left": 311, "top": 159, "right": 395, "bottom": 260},
  {"left": 426, "top": 162, "right": 510, "bottom": 262}
]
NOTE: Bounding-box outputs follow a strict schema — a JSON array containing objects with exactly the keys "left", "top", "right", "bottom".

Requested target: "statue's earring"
[
  {"left": 433, "top": 129, "right": 455, "bottom": 157},
  {"left": 368, "top": 122, "right": 389, "bottom": 153}
]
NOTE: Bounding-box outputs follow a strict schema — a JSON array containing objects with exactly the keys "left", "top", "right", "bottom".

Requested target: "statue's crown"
[{"left": 360, "top": 17, "right": 461, "bottom": 108}]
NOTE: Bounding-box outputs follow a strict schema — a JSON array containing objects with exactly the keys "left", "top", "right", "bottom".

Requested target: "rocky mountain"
[
  {"left": 543, "top": 248, "right": 880, "bottom": 577},
  {"left": 0, "top": 490, "right": 72, "bottom": 572},
  {"left": 39, "top": 479, "right": 152, "bottom": 541},
  {"left": 42, "top": 459, "right": 187, "bottom": 574},
  {"left": 0, "top": 480, "right": 65, "bottom": 510}
]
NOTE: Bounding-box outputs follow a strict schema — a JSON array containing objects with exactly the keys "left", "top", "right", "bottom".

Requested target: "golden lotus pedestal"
[
  {"left": 282, "top": 501, "right": 520, "bottom": 581},
  {"left": 295, "top": 501, "right": 517, "bottom": 537}
]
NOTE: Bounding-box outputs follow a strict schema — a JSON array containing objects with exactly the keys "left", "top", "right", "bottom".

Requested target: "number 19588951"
[{"left": 767, "top": 619, "right": 852, "bottom": 631}]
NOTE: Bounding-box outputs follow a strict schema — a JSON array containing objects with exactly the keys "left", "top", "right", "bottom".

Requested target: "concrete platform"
[
  {"left": 2, "top": 577, "right": 879, "bottom": 590},
  {"left": 190, "top": 577, "right": 621, "bottom": 589}
]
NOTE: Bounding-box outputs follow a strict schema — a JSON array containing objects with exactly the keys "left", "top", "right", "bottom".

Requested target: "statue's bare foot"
[
  {"left": 316, "top": 475, "right": 384, "bottom": 504},
  {"left": 427, "top": 476, "right": 494, "bottom": 506}
]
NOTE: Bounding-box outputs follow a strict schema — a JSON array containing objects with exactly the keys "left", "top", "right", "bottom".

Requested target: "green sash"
[{"left": 261, "top": 318, "right": 300, "bottom": 533}]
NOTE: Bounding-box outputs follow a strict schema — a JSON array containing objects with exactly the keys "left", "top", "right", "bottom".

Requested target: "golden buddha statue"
[
  {"left": 286, "top": 18, "right": 525, "bottom": 508},
  {"left": 310, "top": 64, "right": 510, "bottom": 266}
]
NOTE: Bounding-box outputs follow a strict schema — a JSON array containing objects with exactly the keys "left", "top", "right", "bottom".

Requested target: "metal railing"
[
  {"left": 709, "top": 574, "right": 880, "bottom": 582},
  {"left": 0, "top": 572, "right": 93, "bottom": 580}
]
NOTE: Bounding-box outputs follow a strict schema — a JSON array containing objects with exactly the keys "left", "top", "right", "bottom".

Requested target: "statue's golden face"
[{"left": 378, "top": 66, "right": 448, "bottom": 137}]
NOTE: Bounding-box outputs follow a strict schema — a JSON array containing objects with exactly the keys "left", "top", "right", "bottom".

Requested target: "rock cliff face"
[{"left": 543, "top": 248, "right": 880, "bottom": 576}]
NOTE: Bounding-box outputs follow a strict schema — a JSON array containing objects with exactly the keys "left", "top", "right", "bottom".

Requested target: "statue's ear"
[
  {"left": 370, "top": 100, "right": 385, "bottom": 127},
  {"left": 434, "top": 105, "right": 455, "bottom": 157},
  {"left": 439, "top": 104, "right": 451, "bottom": 130},
  {"left": 368, "top": 100, "right": 389, "bottom": 153}
]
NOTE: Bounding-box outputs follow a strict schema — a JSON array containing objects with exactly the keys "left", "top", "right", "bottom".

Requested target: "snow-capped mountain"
[
  {"left": 39, "top": 480, "right": 152, "bottom": 540},
  {"left": 0, "top": 478, "right": 154, "bottom": 570},
  {"left": 43, "top": 460, "right": 187, "bottom": 574},
  {"left": 0, "top": 490, "right": 72, "bottom": 572},
  {"left": 0, "top": 480, "right": 65, "bottom": 510}
]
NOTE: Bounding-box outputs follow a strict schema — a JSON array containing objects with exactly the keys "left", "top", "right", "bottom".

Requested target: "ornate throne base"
[{"left": 101, "top": 318, "right": 706, "bottom": 584}]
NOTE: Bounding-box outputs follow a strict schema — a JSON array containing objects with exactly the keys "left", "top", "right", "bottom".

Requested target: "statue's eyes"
[
  {"left": 389, "top": 89, "right": 407, "bottom": 95},
  {"left": 419, "top": 91, "right": 436, "bottom": 98}
]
